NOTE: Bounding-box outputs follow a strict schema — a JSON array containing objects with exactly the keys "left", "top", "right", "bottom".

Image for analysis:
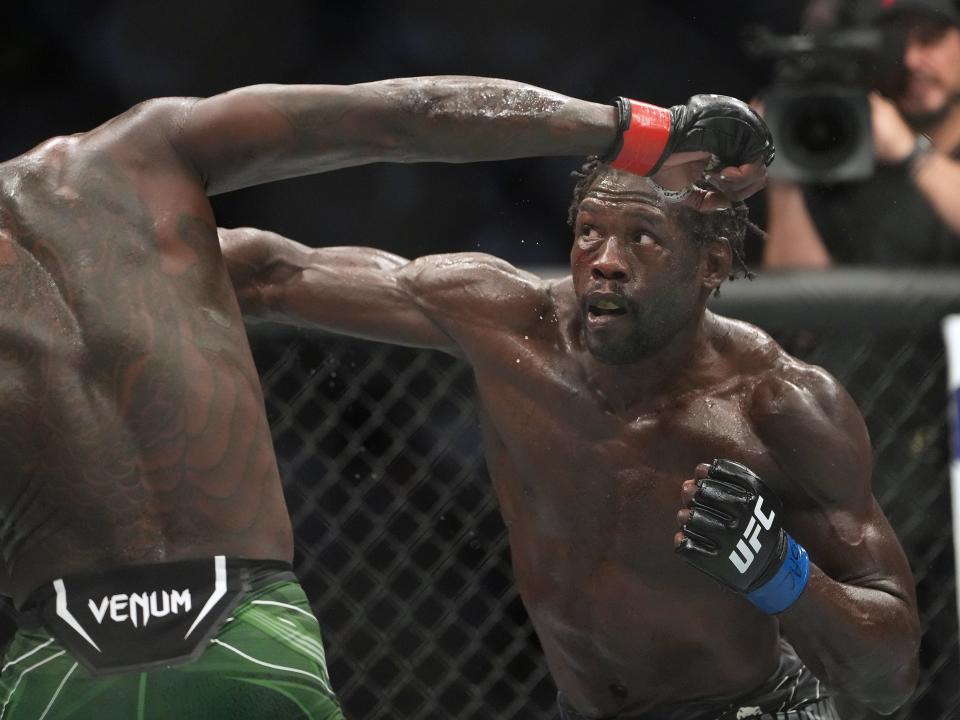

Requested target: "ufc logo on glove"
[
  {"left": 729, "top": 495, "right": 777, "bottom": 574},
  {"left": 676, "top": 459, "right": 810, "bottom": 614}
]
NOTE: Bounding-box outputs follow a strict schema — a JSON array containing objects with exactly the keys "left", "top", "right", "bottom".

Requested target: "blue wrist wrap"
[{"left": 744, "top": 534, "right": 810, "bottom": 614}]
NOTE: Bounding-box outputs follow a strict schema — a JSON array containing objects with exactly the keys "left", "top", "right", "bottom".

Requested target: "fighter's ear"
[{"left": 701, "top": 236, "right": 732, "bottom": 293}]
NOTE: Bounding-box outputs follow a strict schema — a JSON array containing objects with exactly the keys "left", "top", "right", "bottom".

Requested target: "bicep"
[
  {"left": 283, "top": 251, "right": 544, "bottom": 353},
  {"left": 281, "top": 249, "right": 459, "bottom": 351},
  {"left": 753, "top": 366, "right": 916, "bottom": 602},
  {"left": 219, "top": 227, "right": 456, "bottom": 351}
]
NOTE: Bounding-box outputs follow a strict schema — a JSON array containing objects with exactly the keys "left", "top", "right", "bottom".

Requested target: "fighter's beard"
[{"left": 583, "top": 303, "right": 686, "bottom": 365}]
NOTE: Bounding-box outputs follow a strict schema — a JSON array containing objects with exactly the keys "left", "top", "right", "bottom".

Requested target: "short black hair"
[{"left": 567, "top": 157, "right": 757, "bottom": 283}]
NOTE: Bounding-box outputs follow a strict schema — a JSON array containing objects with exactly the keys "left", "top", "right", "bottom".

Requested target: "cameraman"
[{"left": 764, "top": 0, "right": 960, "bottom": 266}]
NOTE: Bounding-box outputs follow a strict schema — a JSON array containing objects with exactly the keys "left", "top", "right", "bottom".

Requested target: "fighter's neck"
[{"left": 570, "top": 309, "right": 721, "bottom": 415}]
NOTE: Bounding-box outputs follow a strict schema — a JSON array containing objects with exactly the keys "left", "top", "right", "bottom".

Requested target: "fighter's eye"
[
  {"left": 579, "top": 224, "right": 601, "bottom": 240},
  {"left": 633, "top": 232, "right": 658, "bottom": 246}
]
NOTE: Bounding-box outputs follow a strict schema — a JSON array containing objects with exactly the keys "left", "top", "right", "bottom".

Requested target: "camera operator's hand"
[
  {"left": 749, "top": 98, "right": 833, "bottom": 267},
  {"left": 870, "top": 93, "right": 916, "bottom": 164}
]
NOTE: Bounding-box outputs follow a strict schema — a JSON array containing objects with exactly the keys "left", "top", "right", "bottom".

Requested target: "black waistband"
[
  {"left": 20, "top": 556, "right": 297, "bottom": 677},
  {"left": 20, "top": 557, "right": 293, "bottom": 612}
]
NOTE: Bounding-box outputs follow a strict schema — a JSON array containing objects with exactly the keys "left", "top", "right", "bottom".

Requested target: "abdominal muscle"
[{"left": 515, "top": 546, "right": 782, "bottom": 716}]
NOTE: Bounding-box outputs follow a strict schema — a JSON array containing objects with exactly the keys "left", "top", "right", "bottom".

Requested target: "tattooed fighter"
[
  {"left": 0, "top": 78, "right": 768, "bottom": 719},
  {"left": 222, "top": 127, "right": 920, "bottom": 718}
]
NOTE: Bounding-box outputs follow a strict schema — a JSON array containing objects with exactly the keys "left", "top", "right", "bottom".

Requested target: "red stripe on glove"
[{"left": 609, "top": 100, "right": 672, "bottom": 176}]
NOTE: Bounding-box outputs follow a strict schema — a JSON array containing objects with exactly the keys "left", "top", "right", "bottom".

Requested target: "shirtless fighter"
[
  {"left": 221, "top": 159, "right": 921, "bottom": 716},
  {"left": 0, "top": 78, "right": 770, "bottom": 719}
]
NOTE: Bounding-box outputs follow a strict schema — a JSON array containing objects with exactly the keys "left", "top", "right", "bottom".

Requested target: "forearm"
[
  {"left": 183, "top": 77, "right": 618, "bottom": 194},
  {"left": 763, "top": 182, "right": 832, "bottom": 268},
  {"left": 912, "top": 150, "right": 960, "bottom": 235},
  {"left": 779, "top": 564, "right": 920, "bottom": 713}
]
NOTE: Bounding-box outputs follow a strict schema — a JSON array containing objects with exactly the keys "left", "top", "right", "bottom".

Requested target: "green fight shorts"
[{"left": 0, "top": 559, "right": 344, "bottom": 720}]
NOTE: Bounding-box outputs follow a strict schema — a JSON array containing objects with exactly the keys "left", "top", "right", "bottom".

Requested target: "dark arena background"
[{"left": 3, "top": 1, "right": 959, "bottom": 718}]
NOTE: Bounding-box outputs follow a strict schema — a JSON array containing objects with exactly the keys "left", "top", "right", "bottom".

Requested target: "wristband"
[
  {"left": 744, "top": 534, "right": 810, "bottom": 614},
  {"left": 904, "top": 134, "right": 934, "bottom": 179},
  {"left": 606, "top": 97, "right": 673, "bottom": 176}
]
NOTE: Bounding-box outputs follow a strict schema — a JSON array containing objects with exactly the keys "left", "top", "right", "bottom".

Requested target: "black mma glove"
[
  {"left": 606, "top": 95, "right": 775, "bottom": 177},
  {"left": 675, "top": 459, "right": 810, "bottom": 614}
]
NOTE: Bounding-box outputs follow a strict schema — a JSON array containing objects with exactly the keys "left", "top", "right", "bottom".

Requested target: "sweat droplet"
[{"left": 516, "top": 358, "right": 520, "bottom": 363}]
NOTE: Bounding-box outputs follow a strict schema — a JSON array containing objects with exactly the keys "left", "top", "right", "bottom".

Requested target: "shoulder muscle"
[
  {"left": 750, "top": 355, "right": 873, "bottom": 511},
  {"left": 398, "top": 252, "right": 550, "bottom": 337}
]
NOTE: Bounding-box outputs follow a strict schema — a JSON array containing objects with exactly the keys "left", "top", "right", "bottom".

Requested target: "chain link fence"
[{"left": 250, "top": 269, "right": 960, "bottom": 720}]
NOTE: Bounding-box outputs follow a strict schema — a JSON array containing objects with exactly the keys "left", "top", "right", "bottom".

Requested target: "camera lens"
[{"left": 779, "top": 94, "right": 860, "bottom": 171}]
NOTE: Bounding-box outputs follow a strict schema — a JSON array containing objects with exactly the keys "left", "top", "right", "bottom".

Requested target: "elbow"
[
  {"left": 859, "top": 666, "right": 917, "bottom": 715},
  {"left": 854, "top": 625, "right": 921, "bottom": 714},
  {"left": 836, "top": 660, "right": 917, "bottom": 716},
  {"left": 238, "top": 275, "right": 291, "bottom": 321},
  {"left": 236, "top": 289, "right": 270, "bottom": 321},
  {"left": 876, "top": 646, "right": 920, "bottom": 715}
]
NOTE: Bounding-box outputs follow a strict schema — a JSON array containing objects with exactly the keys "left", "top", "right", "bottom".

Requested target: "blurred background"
[
  {"left": 3, "top": 1, "right": 959, "bottom": 719},
  {"left": 0, "top": 0, "right": 799, "bottom": 265}
]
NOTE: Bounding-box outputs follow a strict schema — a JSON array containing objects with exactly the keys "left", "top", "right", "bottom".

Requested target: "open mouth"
[{"left": 587, "top": 298, "right": 628, "bottom": 318}]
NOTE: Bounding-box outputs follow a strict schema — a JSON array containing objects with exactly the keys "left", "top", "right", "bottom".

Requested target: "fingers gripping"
[{"left": 675, "top": 459, "right": 803, "bottom": 610}]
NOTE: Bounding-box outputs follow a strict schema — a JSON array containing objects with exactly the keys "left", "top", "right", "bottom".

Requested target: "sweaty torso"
[
  {"left": 460, "top": 280, "right": 784, "bottom": 716},
  {"left": 0, "top": 128, "right": 291, "bottom": 607}
]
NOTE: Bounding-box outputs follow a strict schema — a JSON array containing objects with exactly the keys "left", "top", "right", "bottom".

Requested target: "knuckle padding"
[
  {"left": 693, "top": 480, "right": 752, "bottom": 511},
  {"left": 684, "top": 510, "right": 729, "bottom": 535},
  {"left": 673, "top": 95, "right": 775, "bottom": 167},
  {"left": 679, "top": 527, "right": 718, "bottom": 556},
  {"left": 687, "top": 505, "right": 735, "bottom": 534}
]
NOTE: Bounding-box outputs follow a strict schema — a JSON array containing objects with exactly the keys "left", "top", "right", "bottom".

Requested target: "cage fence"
[{"left": 250, "top": 269, "right": 960, "bottom": 720}]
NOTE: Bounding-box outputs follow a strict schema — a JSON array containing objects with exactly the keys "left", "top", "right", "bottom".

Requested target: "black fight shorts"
[{"left": 557, "top": 639, "right": 840, "bottom": 720}]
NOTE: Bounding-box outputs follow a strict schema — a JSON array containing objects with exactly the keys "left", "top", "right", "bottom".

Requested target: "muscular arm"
[
  {"left": 164, "top": 77, "right": 619, "bottom": 195},
  {"left": 751, "top": 365, "right": 920, "bottom": 713},
  {"left": 81, "top": 76, "right": 768, "bottom": 211},
  {"left": 220, "top": 226, "right": 546, "bottom": 354}
]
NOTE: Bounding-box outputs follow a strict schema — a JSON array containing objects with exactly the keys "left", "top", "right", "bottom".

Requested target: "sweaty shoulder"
[
  {"left": 41, "top": 98, "right": 198, "bottom": 181},
  {"left": 397, "top": 252, "right": 553, "bottom": 338},
  {"left": 711, "top": 314, "right": 872, "bottom": 508}
]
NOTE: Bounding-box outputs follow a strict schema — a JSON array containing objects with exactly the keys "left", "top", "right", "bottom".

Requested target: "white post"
[{"left": 940, "top": 315, "right": 960, "bottom": 637}]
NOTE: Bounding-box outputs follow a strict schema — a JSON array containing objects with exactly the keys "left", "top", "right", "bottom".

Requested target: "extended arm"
[
  {"left": 171, "top": 77, "right": 617, "bottom": 194},
  {"left": 87, "top": 77, "right": 771, "bottom": 210},
  {"left": 220, "top": 226, "right": 545, "bottom": 354}
]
